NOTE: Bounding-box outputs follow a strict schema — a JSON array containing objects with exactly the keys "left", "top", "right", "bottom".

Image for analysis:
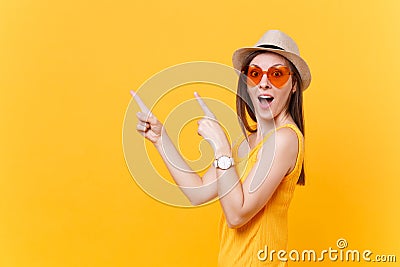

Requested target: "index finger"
[
  {"left": 194, "top": 92, "right": 216, "bottom": 119},
  {"left": 130, "top": 90, "right": 152, "bottom": 115}
]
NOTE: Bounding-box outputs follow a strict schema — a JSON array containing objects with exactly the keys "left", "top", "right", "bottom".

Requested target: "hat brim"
[{"left": 232, "top": 47, "right": 311, "bottom": 91}]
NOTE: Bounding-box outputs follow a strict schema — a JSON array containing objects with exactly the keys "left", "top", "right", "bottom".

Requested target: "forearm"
[
  {"left": 214, "top": 147, "right": 247, "bottom": 227},
  {"left": 154, "top": 127, "right": 213, "bottom": 204},
  {"left": 217, "top": 167, "right": 247, "bottom": 226}
]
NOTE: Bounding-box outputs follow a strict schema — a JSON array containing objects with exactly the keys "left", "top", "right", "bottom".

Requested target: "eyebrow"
[{"left": 250, "top": 63, "right": 286, "bottom": 69}]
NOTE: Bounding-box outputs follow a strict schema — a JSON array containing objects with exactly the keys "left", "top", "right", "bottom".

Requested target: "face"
[{"left": 245, "top": 52, "right": 295, "bottom": 121}]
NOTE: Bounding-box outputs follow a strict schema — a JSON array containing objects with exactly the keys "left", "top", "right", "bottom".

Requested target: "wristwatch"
[{"left": 213, "top": 155, "right": 235, "bottom": 170}]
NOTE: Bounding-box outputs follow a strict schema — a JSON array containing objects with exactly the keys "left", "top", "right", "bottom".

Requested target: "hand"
[
  {"left": 194, "top": 92, "right": 231, "bottom": 155},
  {"left": 131, "top": 90, "right": 164, "bottom": 145}
]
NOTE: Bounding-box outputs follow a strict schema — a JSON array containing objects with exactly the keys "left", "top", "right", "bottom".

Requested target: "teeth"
[{"left": 259, "top": 95, "right": 273, "bottom": 99}]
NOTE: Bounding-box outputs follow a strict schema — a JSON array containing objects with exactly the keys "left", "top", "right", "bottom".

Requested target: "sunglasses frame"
[{"left": 243, "top": 64, "right": 293, "bottom": 88}]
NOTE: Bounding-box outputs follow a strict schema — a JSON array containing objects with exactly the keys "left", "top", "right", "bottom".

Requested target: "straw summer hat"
[{"left": 232, "top": 30, "right": 311, "bottom": 90}]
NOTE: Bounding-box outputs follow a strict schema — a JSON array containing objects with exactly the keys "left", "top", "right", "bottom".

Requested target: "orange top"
[{"left": 218, "top": 124, "right": 304, "bottom": 267}]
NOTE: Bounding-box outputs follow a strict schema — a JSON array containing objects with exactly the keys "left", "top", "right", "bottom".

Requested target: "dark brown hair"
[{"left": 236, "top": 50, "right": 306, "bottom": 185}]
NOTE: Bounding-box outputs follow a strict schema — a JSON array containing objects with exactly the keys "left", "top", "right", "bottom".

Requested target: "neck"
[{"left": 254, "top": 111, "right": 292, "bottom": 141}]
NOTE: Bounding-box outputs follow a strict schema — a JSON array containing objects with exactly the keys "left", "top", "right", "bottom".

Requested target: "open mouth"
[{"left": 258, "top": 95, "right": 274, "bottom": 105}]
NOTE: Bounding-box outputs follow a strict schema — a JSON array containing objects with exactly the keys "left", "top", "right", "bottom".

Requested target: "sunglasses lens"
[
  {"left": 268, "top": 66, "right": 291, "bottom": 88},
  {"left": 246, "top": 66, "right": 262, "bottom": 86}
]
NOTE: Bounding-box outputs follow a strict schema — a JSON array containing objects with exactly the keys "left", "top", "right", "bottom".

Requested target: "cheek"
[
  {"left": 246, "top": 87, "right": 257, "bottom": 101},
  {"left": 279, "top": 79, "right": 294, "bottom": 99},
  {"left": 280, "top": 77, "right": 293, "bottom": 91},
  {"left": 275, "top": 89, "right": 292, "bottom": 106}
]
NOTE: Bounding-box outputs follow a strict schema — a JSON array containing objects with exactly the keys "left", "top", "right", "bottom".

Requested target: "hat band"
[{"left": 257, "top": 44, "right": 284, "bottom": 51}]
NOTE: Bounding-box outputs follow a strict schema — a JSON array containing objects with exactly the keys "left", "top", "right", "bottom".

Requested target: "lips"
[{"left": 257, "top": 94, "right": 274, "bottom": 108}]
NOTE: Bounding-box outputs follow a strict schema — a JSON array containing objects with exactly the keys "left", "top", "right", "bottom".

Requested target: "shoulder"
[
  {"left": 276, "top": 127, "right": 300, "bottom": 158},
  {"left": 256, "top": 125, "right": 302, "bottom": 160},
  {"left": 276, "top": 125, "right": 302, "bottom": 147}
]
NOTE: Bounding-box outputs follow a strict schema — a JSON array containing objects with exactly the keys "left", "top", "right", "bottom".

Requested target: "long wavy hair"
[{"left": 236, "top": 50, "right": 306, "bottom": 185}]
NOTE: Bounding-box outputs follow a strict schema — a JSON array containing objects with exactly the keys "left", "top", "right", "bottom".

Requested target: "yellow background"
[{"left": 1, "top": 0, "right": 399, "bottom": 266}]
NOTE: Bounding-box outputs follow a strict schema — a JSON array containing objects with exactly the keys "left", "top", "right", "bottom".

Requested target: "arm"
[
  {"left": 216, "top": 128, "right": 300, "bottom": 228},
  {"left": 132, "top": 90, "right": 217, "bottom": 205},
  {"left": 193, "top": 93, "right": 300, "bottom": 227}
]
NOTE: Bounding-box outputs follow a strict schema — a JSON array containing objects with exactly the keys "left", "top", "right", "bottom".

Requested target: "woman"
[{"left": 132, "top": 30, "right": 311, "bottom": 266}]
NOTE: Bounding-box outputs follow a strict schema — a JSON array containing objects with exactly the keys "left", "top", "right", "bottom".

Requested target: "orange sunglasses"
[{"left": 244, "top": 65, "right": 293, "bottom": 88}]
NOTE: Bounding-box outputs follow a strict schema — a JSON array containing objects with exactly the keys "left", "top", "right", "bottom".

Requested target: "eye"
[
  {"left": 271, "top": 70, "right": 283, "bottom": 77},
  {"left": 249, "top": 70, "right": 260, "bottom": 77}
]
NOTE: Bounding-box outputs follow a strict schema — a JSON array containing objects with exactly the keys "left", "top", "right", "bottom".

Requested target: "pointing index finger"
[
  {"left": 130, "top": 90, "right": 152, "bottom": 115},
  {"left": 194, "top": 92, "right": 216, "bottom": 119}
]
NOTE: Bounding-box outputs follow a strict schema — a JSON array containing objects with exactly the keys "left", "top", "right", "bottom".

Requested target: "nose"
[{"left": 258, "top": 73, "right": 271, "bottom": 89}]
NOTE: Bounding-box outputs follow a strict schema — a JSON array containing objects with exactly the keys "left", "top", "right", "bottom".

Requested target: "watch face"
[{"left": 218, "top": 156, "right": 232, "bottom": 170}]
